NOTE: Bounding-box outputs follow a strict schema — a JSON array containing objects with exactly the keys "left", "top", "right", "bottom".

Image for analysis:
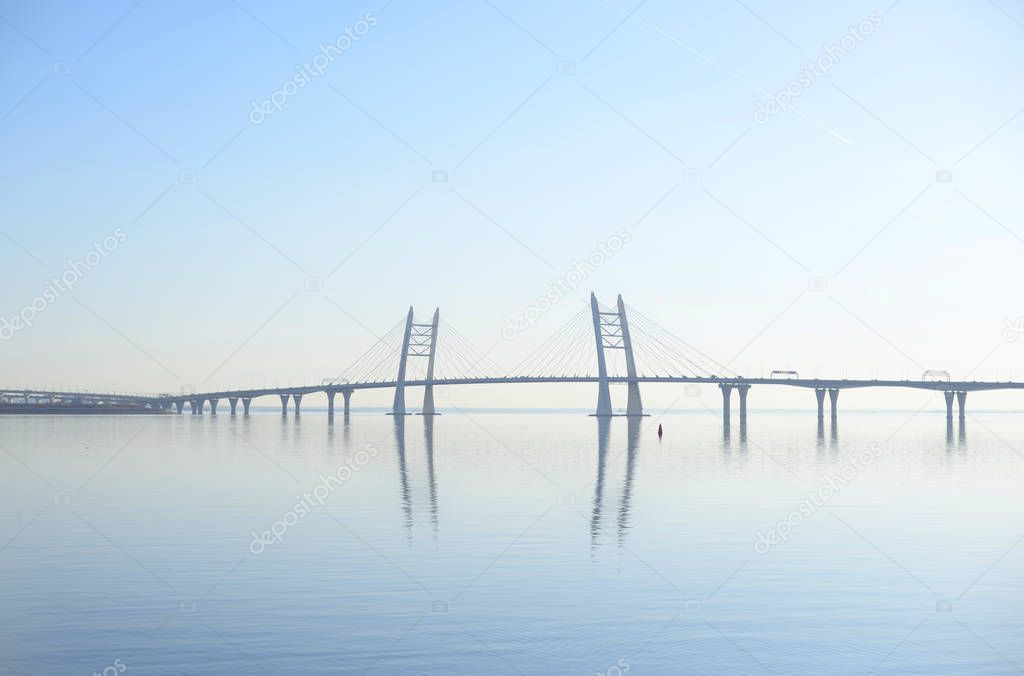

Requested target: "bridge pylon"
[
  {"left": 391, "top": 307, "right": 415, "bottom": 416},
  {"left": 590, "top": 292, "right": 644, "bottom": 417},
  {"left": 590, "top": 293, "right": 612, "bottom": 416},
  {"left": 421, "top": 308, "right": 440, "bottom": 416},
  {"left": 617, "top": 294, "right": 643, "bottom": 417},
  {"left": 391, "top": 306, "right": 440, "bottom": 416}
]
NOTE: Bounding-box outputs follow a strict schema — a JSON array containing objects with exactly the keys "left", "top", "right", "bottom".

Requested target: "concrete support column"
[
  {"left": 242, "top": 398, "right": 251, "bottom": 415},
  {"left": 292, "top": 394, "right": 302, "bottom": 416},
  {"left": 617, "top": 294, "right": 643, "bottom": 417},
  {"left": 737, "top": 384, "right": 750, "bottom": 423},
  {"left": 590, "top": 293, "right": 612, "bottom": 417},
  {"left": 956, "top": 391, "right": 966, "bottom": 421},
  {"left": 828, "top": 388, "right": 839, "bottom": 422},
  {"left": 720, "top": 383, "right": 733, "bottom": 425},
  {"left": 175, "top": 400, "right": 184, "bottom": 414},
  {"left": 342, "top": 389, "right": 352, "bottom": 417},
  {"left": 191, "top": 399, "right": 202, "bottom": 415},
  {"left": 815, "top": 388, "right": 826, "bottom": 420},
  {"left": 422, "top": 308, "right": 440, "bottom": 416},
  {"left": 392, "top": 307, "right": 414, "bottom": 416},
  {"left": 944, "top": 391, "right": 954, "bottom": 421},
  {"left": 327, "top": 391, "right": 335, "bottom": 417},
  {"left": 209, "top": 398, "right": 218, "bottom": 415},
  {"left": 280, "top": 394, "right": 289, "bottom": 416},
  {"left": 229, "top": 397, "right": 238, "bottom": 416}
]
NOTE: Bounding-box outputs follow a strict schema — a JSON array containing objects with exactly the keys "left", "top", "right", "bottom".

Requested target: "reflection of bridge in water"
[
  {"left": 7, "top": 293, "right": 1014, "bottom": 428},
  {"left": 387, "top": 411, "right": 648, "bottom": 550}
]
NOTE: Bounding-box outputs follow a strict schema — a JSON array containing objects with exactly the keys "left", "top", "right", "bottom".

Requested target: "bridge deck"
[
  {"left": 7, "top": 377, "right": 1020, "bottom": 406},
  {"left": 152, "top": 376, "right": 1024, "bottom": 402}
]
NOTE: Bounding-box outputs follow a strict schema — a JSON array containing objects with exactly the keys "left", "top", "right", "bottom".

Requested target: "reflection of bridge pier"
[
  {"left": 384, "top": 417, "right": 440, "bottom": 542},
  {"left": 589, "top": 416, "right": 643, "bottom": 555},
  {"left": 590, "top": 417, "right": 611, "bottom": 555},
  {"left": 424, "top": 416, "right": 439, "bottom": 537},
  {"left": 617, "top": 417, "right": 641, "bottom": 548},
  {"left": 393, "top": 417, "right": 413, "bottom": 540}
]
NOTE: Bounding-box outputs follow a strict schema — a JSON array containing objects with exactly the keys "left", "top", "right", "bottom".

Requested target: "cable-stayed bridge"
[{"left": 4, "top": 293, "right": 1020, "bottom": 425}]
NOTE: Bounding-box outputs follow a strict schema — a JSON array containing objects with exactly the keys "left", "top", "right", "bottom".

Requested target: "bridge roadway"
[
  {"left": 7, "top": 377, "right": 1017, "bottom": 419},
  {"left": 122, "top": 376, "right": 1019, "bottom": 419},
  {"left": 179, "top": 376, "right": 1024, "bottom": 400}
]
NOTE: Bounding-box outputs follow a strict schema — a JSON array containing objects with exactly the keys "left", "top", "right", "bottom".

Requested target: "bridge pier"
[
  {"left": 280, "top": 394, "right": 289, "bottom": 416},
  {"left": 342, "top": 389, "right": 352, "bottom": 417},
  {"left": 175, "top": 400, "right": 184, "bottom": 414},
  {"left": 815, "top": 388, "right": 826, "bottom": 420},
  {"left": 617, "top": 294, "right": 643, "bottom": 417},
  {"left": 209, "top": 398, "right": 218, "bottom": 415},
  {"left": 422, "top": 308, "right": 440, "bottom": 416},
  {"left": 828, "top": 388, "right": 839, "bottom": 423},
  {"left": 190, "top": 399, "right": 202, "bottom": 415},
  {"left": 720, "top": 383, "right": 733, "bottom": 425},
  {"left": 737, "top": 384, "right": 750, "bottom": 424},
  {"left": 327, "top": 391, "right": 335, "bottom": 417},
  {"left": 242, "top": 397, "right": 252, "bottom": 415},
  {"left": 944, "top": 391, "right": 954, "bottom": 420},
  {"left": 229, "top": 397, "right": 238, "bottom": 415},
  {"left": 292, "top": 394, "right": 302, "bottom": 416},
  {"left": 591, "top": 293, "right": 613, "bottom": 417},
  {"left": 957, "top": 391, "right": 966, "bottom": 421},
  {"left": 392, "top": 307, "right": 414, "bottom": 416}
]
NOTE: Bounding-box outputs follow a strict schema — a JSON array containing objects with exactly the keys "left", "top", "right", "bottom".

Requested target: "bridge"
[{"left": 5, "top": 293, "right": 1018, "bottom": 425}]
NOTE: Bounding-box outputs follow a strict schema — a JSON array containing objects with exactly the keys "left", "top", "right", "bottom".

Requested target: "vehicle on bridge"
[
  {"left": 770, "top": 370, "right": 799, "bottom": 379},
  {"left": 922, "top": 370, "right": 951, "bottom": 382}
]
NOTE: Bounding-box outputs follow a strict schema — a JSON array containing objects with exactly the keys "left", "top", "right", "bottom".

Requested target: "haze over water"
[{"left": 1, "top": 411, "right": 1022, "bottom": 674}]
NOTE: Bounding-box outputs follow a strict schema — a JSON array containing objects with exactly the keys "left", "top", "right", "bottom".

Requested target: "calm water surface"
[{"left": 1, "top": 411, "right": 1022, "bottom": 674}]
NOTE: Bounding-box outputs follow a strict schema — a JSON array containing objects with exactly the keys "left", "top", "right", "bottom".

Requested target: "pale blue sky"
[{"left": 2, "top": 0, "right": 1024, "bottom": 410}]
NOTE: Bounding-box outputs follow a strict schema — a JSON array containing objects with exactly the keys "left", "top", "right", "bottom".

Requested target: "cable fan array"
[
  {"left": 625, "top": 305, "right": 736, "bottom": 379},
  {"left": 327, "top": 300, "right": 735, "bottom": 385},
  {"left": 326, "top": 314, "right": 507, "bottom": 385},
  {"left": 509, "top": 306, "right": 597, "bottom": 378}
]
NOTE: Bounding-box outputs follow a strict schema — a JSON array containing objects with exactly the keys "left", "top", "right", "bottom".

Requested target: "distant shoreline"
[{"left": 0, "top": 404, "right": 168, "bottom": 414}]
